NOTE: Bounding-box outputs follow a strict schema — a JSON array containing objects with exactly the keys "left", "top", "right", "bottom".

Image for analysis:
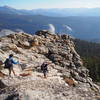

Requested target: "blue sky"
[{"left": 0, "top": 0, "right": 100, "bottom": 9}]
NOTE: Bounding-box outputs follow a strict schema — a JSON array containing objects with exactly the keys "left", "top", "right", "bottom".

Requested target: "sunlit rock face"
[{"left": 0, "top": 30, "right": 99, "bottom": 100}]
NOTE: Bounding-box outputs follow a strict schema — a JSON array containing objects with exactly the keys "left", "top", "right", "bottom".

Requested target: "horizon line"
[{"left": 1, "top": 5, "right": 100, "bottom": 10}]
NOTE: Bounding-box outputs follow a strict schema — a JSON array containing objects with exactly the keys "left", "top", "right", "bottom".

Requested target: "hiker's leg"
[
  {"left": 12, "top": 67, "right": 16, "bottom": 76},
  {"left": 12, "top": 69, "right": 16, "bottom": 76},
  {"left": 8, "top": 69, "right": 11, "bottom": 76},
  {"left": 43, "top": 71, "right": 47, "bottom": 78}
]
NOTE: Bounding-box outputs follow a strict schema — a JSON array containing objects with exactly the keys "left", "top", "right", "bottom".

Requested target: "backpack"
[
  {"left": 4, "top": 58, "right": 13, "bottom": 68},
  {"left": 41, "top": 63, "right": 48, "bottom": 71}
]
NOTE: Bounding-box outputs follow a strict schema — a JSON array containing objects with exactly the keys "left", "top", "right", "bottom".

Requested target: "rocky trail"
[
  {"left": 0, "top": 30, "right": 100, "bottom": 100},
  {"left": 0, "top": 66, "right": 97, "bottom": 100}
]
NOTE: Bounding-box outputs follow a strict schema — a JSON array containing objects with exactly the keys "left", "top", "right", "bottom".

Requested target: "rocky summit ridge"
[{"left": 0, "top": 30, "right": 100, "bottom": 100}]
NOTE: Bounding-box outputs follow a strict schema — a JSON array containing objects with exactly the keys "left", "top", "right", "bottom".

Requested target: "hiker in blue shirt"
[{"left": 4, "top": 54, "right": 19, "bottom": 76}]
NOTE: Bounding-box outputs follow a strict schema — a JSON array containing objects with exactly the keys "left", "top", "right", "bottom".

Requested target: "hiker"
[
  {"left": 41, "top": 61, "right": 51, "bottom": 78},
  {"left": 4, "top": 54, "right": 19, "bottom": 76}
]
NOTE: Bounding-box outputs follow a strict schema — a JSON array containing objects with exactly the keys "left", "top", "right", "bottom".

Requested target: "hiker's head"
[{"left": 9, "top": 54, "right": 13, "bottom": 58}]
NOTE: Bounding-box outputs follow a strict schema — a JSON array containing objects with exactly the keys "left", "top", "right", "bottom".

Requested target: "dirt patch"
[
  {"left": 64, "top": 78, "right": 75, "bottom": 86},
  {"left": 0, "top": 71, "right": 7, "bottom": 78},
  {"left": 96, "top": 95, "right": 100, "bottom": 100},
  {"left": 19, "top": 73, "right": 31, "bottom": 77}
]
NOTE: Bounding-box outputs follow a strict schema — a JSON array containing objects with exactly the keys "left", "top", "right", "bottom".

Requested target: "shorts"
[{"left": 8, "top": 66, "right": 13, "bottom": 70}]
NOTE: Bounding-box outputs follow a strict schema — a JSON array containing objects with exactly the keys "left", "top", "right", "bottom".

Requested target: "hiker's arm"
[{"left": 12, "top": 59, "right": 19, "bottom": 64}]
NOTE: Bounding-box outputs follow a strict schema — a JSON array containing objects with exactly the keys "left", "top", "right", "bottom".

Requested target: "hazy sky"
[{"left": 0, "top": 0, "right": 100, "bottom": 9}]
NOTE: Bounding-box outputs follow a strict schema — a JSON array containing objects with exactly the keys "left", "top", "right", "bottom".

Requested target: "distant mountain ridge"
[
  {"left": 0, "top": 6, "right": 100, "bottom": 41},
  {"left": 1, "top": 6, "right": 100, "bottom": 17}
]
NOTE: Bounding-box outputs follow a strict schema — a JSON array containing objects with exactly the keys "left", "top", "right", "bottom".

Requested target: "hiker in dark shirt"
[
  {"left": 41, "top": 61, "right": 51, "bottom": 78},
  {"left": 4, "top": 54, "right": 19, "bottom": 76}
]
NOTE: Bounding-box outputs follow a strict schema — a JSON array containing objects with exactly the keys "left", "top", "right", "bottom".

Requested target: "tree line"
[{"left": 74, "top": 39, "right": 100, "bottom": 82}]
